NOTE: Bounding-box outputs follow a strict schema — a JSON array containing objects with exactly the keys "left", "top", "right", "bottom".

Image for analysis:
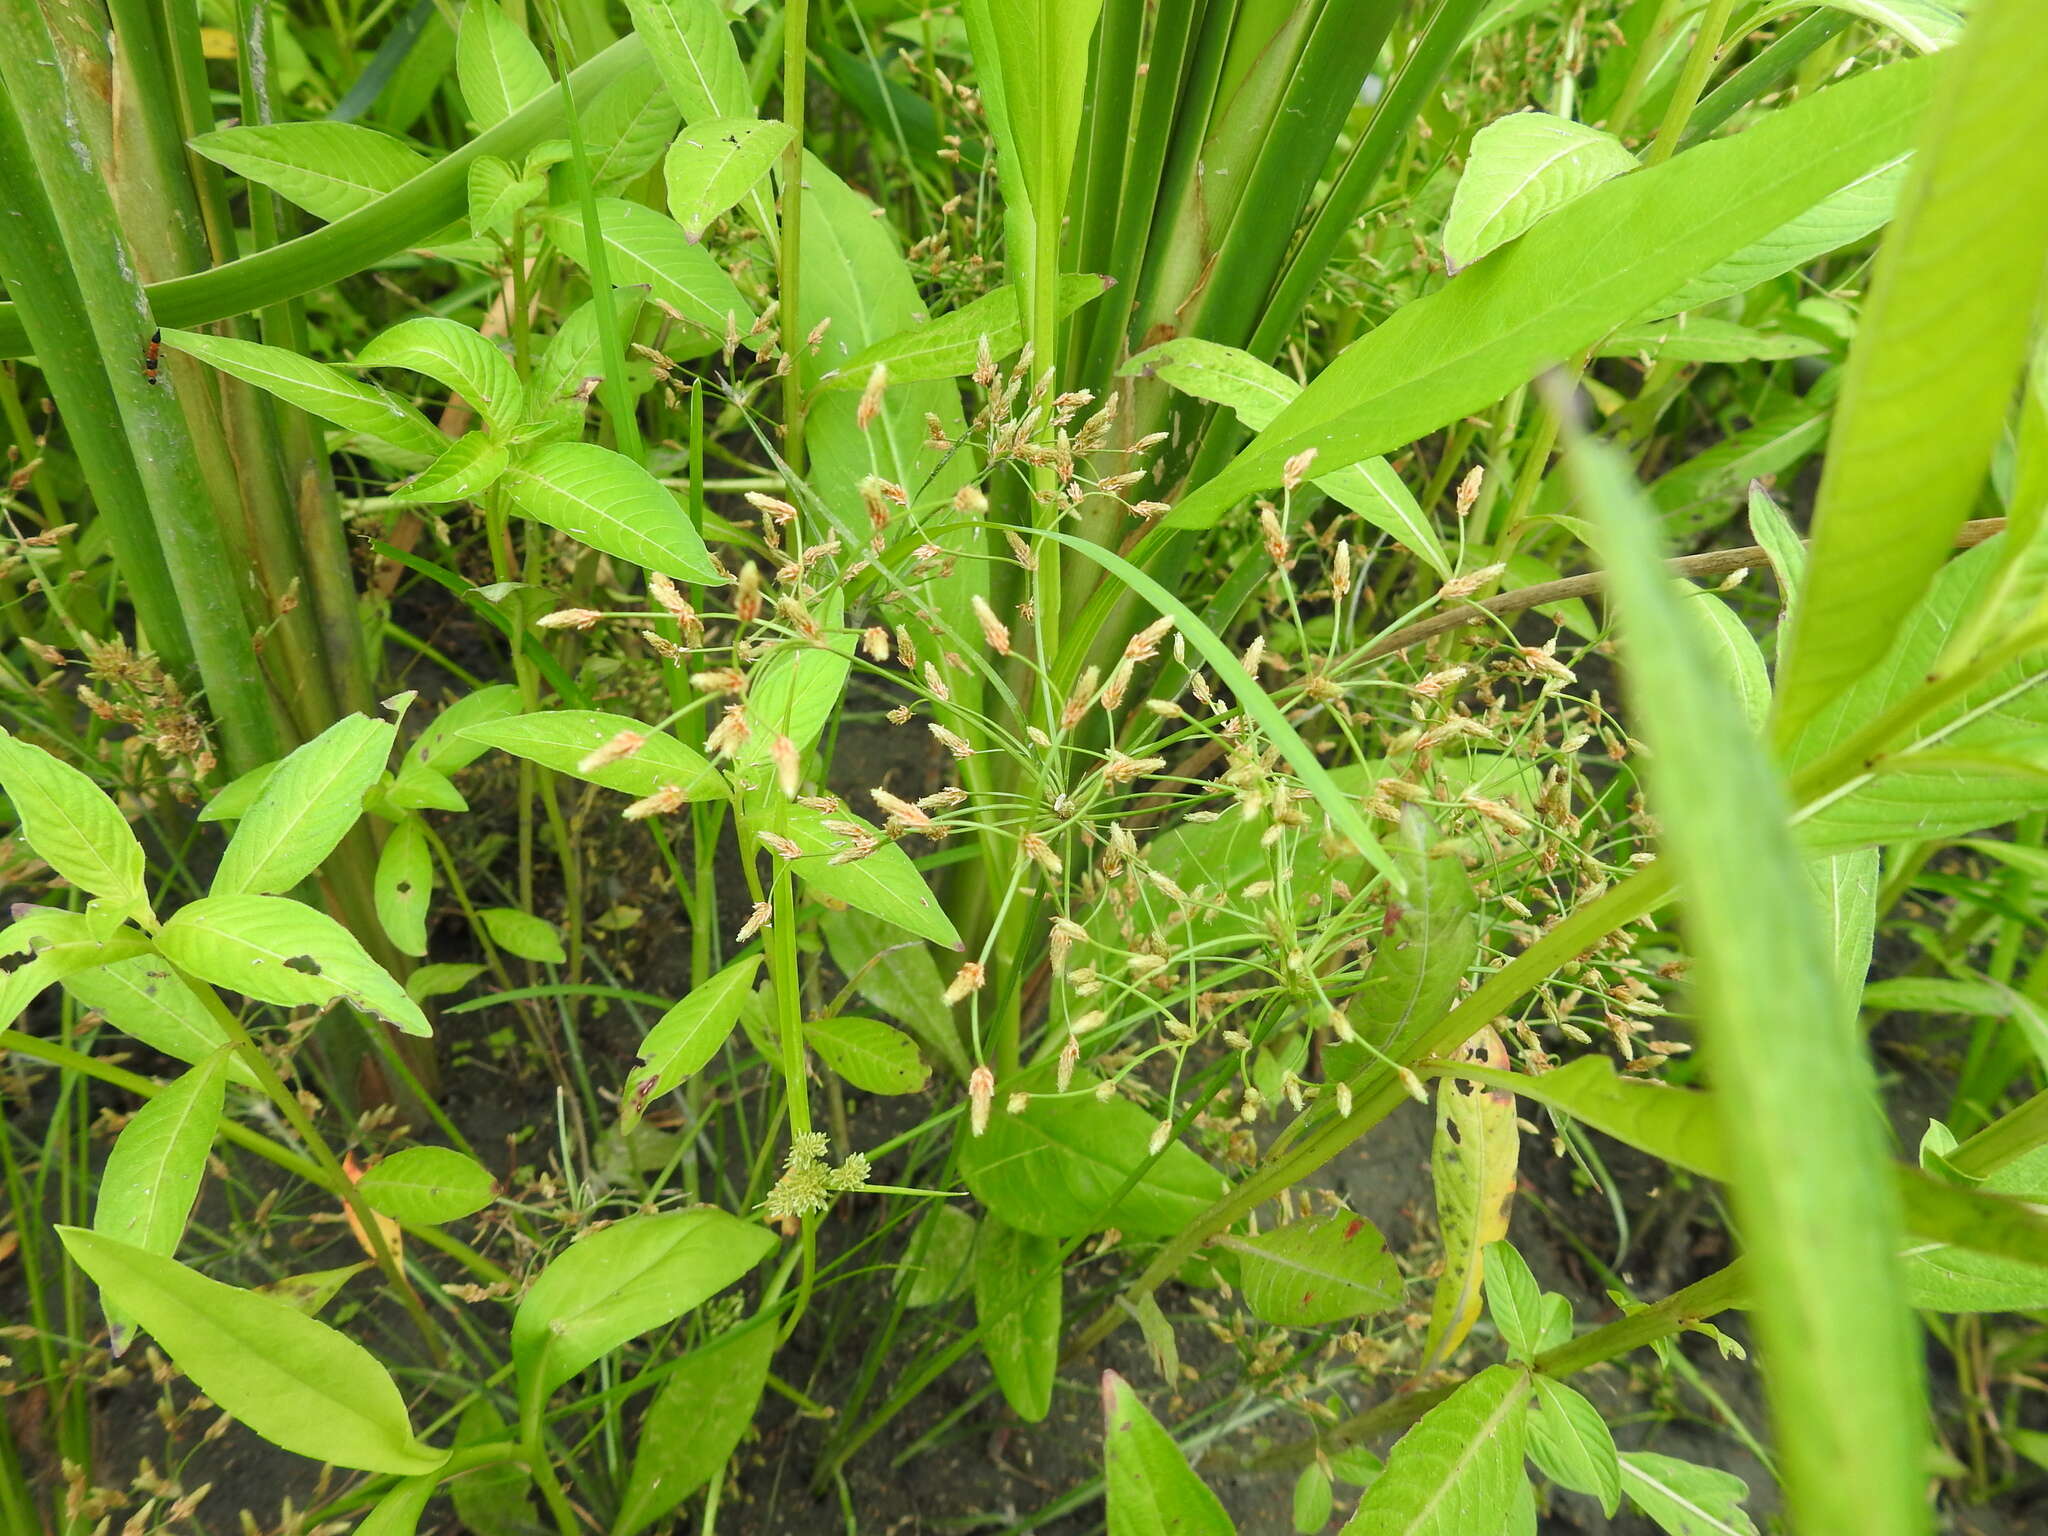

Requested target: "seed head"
[
  {"left": 945, "top": 961, "right": 986, "bottom": 1005},
  {"left": 968, "top": 1065, "right": 995, "bottom": 1136},
  {"left": 537, "top": 607, "right": 603, "bottom": 631}
]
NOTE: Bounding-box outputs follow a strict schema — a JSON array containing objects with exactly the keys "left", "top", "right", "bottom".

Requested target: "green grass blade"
[
  {"left": 1772, "top": 0, "right": 2048, "bottom": 745},
  {"left": 1566, "top": 426, "right": 1928, "bottom": 1536}
]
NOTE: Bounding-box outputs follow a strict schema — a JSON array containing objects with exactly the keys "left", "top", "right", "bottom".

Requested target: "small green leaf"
[
  {"left": 197, "top": 759, "right": 281, "bottom": 823},
  {"left": 1444, "top": 113, "right": 1636, "bottom": 273},
  {"left": 512, "top": 1209, "right": 777, "bottom": 1400},
  {"left": 1526, "top": 1376, "right": 1620, "bottom": 1516},
  {"left": 806, "top": 1016, "right": 931, "bottom": 1095},
  {"left": 406, "top": 962, "right": 487, "bottom": 1003},
  {"left": 358, "top": 317, "right": 524, "bottom": 437},
  {"left": 823, "top": 276, "right": 1109, "bottom": 389},
  {"left": 820, "top": 907, "right": 968, "bottom": 1079},
  {"left": 0, "top": 730, "right": 149, "bottom": 917},
  {"left": 1482, "top": 1241, "right": 1542, "bottom": 1362},
  {"left": 465, "top": 709, "right": 723, "bottom": 802},
  {"left": 358, "top": 1146, "right": 496, "bottom": 1224},
  {"left": 1131, "top": 1291, "right": 1179, "bottom": 1386},
  {"left": 479, "top": 907, "right": 565, "bottom": 964},
  {"left": 466, "top": 155, "right": 544, "bottom": 241},
  {"left": 543, "top": 200, "right": 756, "bottom": 335},
  {"left": 738, "top": 613, "right": 856, "bottom": 766},
  {"left": 256, "top": 1264, "right": 369, "bottom": 1317},
  {"left": 457, "top": 0, "right": 554, "bottom": 128},
  {"left": 975, "top": 1219, "right": 1060, "bottom": 1422},
  {"left": 410, "top": 685, "right": 525, "bottom": 775},
  {"left": 214, "top": 714, "right": 395, "bottom": 897},
  {"left": 1620, "top": 1452, "right": 1758, "bottom": 1536},
  {"left": 615, "top": 1322, "right": 776, "bottom": 1536},
  {"left": 159, "top": 893, "right": 431, "bottom": 1036},
  {"left": 1599, "top": 316, "right": 1828, "bottom": 365},
  {"left": 502, "top": 442, "right": 718, "bottom": 579},
  {"left": 1338, "top": 1365, "right": 1528, "bottom": 1535},
  {"left": 374, "top": 818, "right": 433, "bottom": 958},
  {"left": 620, "top": 954, "right": 762, "bottom": 1128},
  {"left": 664, "top": 116, "right": 794, "bottom": 241},
  {"left": 1344, "top": 807, "right": 1477, "bottom": 1055},
  {"left": 1455, "top": 1055, "right": 1727, "bottom": 1178},
  {"left": 1101, "top": 1370, "right": 1236, "bottom": 1536},
  {"left": 898, "top": 1203, "right": 976, "bottom": 1308},
  {"left": 354, "top": 1475, "right": 437, "bottom": 1536},
  {"left": 1219, "top": 1212, "right": 1403, "bottom": 1328},
  {"left": 159, "top": 330, "right": 446, "bottom": 460},
  {"left": 188, "top": 122, "right": 431, "bottom": 222},
  {"left": 776, "top": 801, "right": 962, "bottom": 949},
  {"left": 390, "top": 431, "right": 509, "bottom": 504},
  {"left": 57, "top": 1228, "right": 446, "bottom": 1475}
]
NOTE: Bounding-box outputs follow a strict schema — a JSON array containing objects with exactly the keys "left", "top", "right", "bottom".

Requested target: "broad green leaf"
[
  {"left": 806, "top": 1016, "right": 931, "bottom": 1095},
  {"left": 1481, "top": 1240, "right": 1542, "bottom": 1362},
  {"left": 1422, "top": 1028, "right": 1520, "bottom": 1369},
  {"left": 64, "top": 958, "right": 258, "bottom": 1086},
  {"left": 1345, "top": 807, "right": 1477, "bottom": 1055},
  {"left": 1598, "top": 317, "right": 1827, "bottom": 365},
  {"left": 466, "top": 154, "right": 543, "bottom": 241},
  {"left": 1649, "top": 393, "right": 1832, "bottom": 539},
  {"left": 1339, "top": 1365, "right": 1529, "bottom": 1535},
  {"left": 1773, "top": 4, "right": 2048, "bottom": 742},
  {"left": 460, "top": 709, "right": 722, "bottom": 800},
  {"left": 974, "top": 1219, "right": 1061, "bottom": 1422},
  {"left": 544, "top": 201, "right": 756, "bottom": 335},
  {"left": 214, "top": 713, "right": 394, "bottom": 897},
  {"left": 1684, "top": 588, "right": 1771, "bottom": 734},
  {"left": 1901, "top": 1145, "right": 2048, "bottom": 1311},
  {"left": 383, "top": 763, "right": 469, "bottom": 814},
  {"left": 159, "top": 893, "right": 431, "bottom": 1036},
  {"left": 358, "top": 317, "right": 524, "bottom": 437},
  {"left": 1294, "top": 1465, "right": 1334, "bottom": 1536},
  {"left": 740, "top": 617, "right": 857, "bottom": 768},
  {"left": 1620, "top": 1452, "right": 1758, "bottom": 1536},
  {"left": 479, "top": 907, "right": 565, "bottom": 964},
  {"left": 159, "top": 329, "right": 446, "bottom": 460},
  {"left": 958, "top": 1073, "right": 1227, "bottom": 1238},
  {"left": 1753, "top": 0, "right": 1962, "bottom": 53},
  {"left": 406, "top": 962, "right": 487, "bottom": 1002},
  {"left": 664, "top": 117, "right": 794, "bottom": 242},
  {"left": 512, "top": 1209, "right": 777, "bottom": 1399},
  {"left": 57, "top": 1228, "right": 445, "bottom": 1475},
  {"left": 615, "top": 1322, "right": 776, "bottom": 1536},
  {"left": 374, "top": 818, "right": 432, "bottom": 958},
  {"left": 620, "top": 954, "right": 762, "bottom": 1127},
  {"left": 502, "top": 441, "right": 719, "bottom": 579},
  {"left": 821, "top": 907, "right": 968, "bottom": 1079},
  {"left": 1569, "top": 430, "right": 1925, "bottom": 1535},
  {"left": 1216, "top": 1212, "right": 1403, "bottom": 1328},
  {"left": 822, "top": 276, "right": 1109, "bottom": 389},
  {"left": 584, "top": 60, "right": 681, "bottom": 190},
  {"left": 92, "top": 1049, "right": 230, "bottom": 1348},
  {"left": 0, "top": 730, "right": 149, "bottom": 917},
  {"left": 1443, "top": 113, "right": 1636, "bottom": 273},
  {"left": 1647, "top": 155, "right": 1910, "bottom": 320},
  {"left": 1125, "top": 338, "right": 1449, "bottom": 574},
  {"left": 776, "top": 801, "right": 962, "bottom": 949},
  {"left": 1101, "top": 1370, "right": 1236, "bottom": 1536},
  {"left": 1805, "top": 845, "right": 1879, "bottom": 1030},
  {"left": 1171, "top": 60, "right": 1932, "bottom": 528},
  {"left": 0, "top": 908, "right": 146, "bottom": 1028},
  {"left": 1132, "top": 1292, "right": 1178, "bottom": 1387},
  {"left": 457, "top": 1, "right": 553, "bottom": 128},
  {"left": 188, "top": 123, "right": 430, "bottom": 222},
  {"left": 899, "top": 1203, "right": 977, "bottom": 1308},
  {"left": 1526, "top": 1377, "right": 1620, "bottom": 1516},
  {"left": 390, "top": 430, "right": 508, "bottom": 504},
  {"left": 358, "top": 1146, "right": 496, "bottom": 1224},
  {"left": 623, "top": 0, "right": 750, "bottom": 121},
  {"left": 525, "top": 290, "right": 649, "bottom": 432}
]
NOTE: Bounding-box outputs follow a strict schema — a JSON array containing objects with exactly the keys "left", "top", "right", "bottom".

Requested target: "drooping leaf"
[
  {"left": 958, "top": 1074, "right": 1226, "bottom": 1238},
  {"left": 1338, "top": 1365, "right": 1529, "bottom": 1536},
  {"left": 64, "top": 958, "right": 258, "bottom": 1086},
  {"left": 456, "top": 0, "right": 554, "bottom": 129},
  {"left": 1620, "top": 1452, "right": 1759, "bottom": 1536},
  {"left": 501, "top": 441, "right": 719, "bottom": 579},
  {"left": 1526, "top": 1376, "right": 1621, "bottom": 1517},
  {"left": 373, "top": 818, "right": 433, "bottom": 958},
  {"left": 57, "top": 1228, "right": 446, "bottom": 1475},
  {"left": 511, "top": 1209, "right": 777, "bottom": 1399},
  {"left": 975, "top": 1218, "right": 1061, "bottom": 1422},
  {"left": 1457, "top": 1058, "right": 1726, "bottom": 1178},
  {"left": 214, "top": 713, "right": 394, "bottom": 897},
  {"left": 776, "top": 801, "right": 962, "bottom": 949},
  {"left": 1101, "top": 1370, "right": 1236, "bottom": 1536},
  {"left": 806, "top": 1016, "right": 931, "bottom": 1095},
  {"left": 1772, "top": 3, "right": 2048, "bottom": 742},
  {"left": 357, "top": 316, "right": 525, "bottom": 437},
  {"left": 357, "top": 1146, "right": 496, "bottom": 1224},
  {"left": 1569, "top": 425, "right": 1926, "bottom": 1534},
  {"left": 479, "top": 907, "right": 565, "bottom": 965},
  {"left": 1443, "top": 112, "right": 1636, "bottom": 274},
  {"left": 621, "top": 955, "right": 763, "bottom": 1128},
  {"left": 664, "top": 116, "right": 794, "bottom": 242},
  {"left": 1171, "top": 60, "right": 1932, "bottom": 528},
  {"left": 460, "top": 708, "right": 723, "bottom": 801},
  {"left": 188, "top": 122, "right": 431, "bottom": 222},
  {"left": 1218, "top": 1212, "right": 1403, "bottom": 1328},
  {"left": 1422, "top": 1028, "right": 1520, "bottom": 1369},
  {"left": 159, "top": 330, "right": 447, "bottom": 460},
  {"left": 159, "top": 893, "right": 431, "bottom": 1036},
  {"left": 615, "top": 1322, "right": 776, "bottom": 1535},
  {"left": 0, "top": 730, "right": 150, "bottom": 917},
  {"left": 544, "top": 200, "right": 756, "bottom": 335}
]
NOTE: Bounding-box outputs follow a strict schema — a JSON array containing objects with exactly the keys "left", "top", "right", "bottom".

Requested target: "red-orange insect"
[{"left": 143, "top": 329, "right": 162, "bottom": 386}]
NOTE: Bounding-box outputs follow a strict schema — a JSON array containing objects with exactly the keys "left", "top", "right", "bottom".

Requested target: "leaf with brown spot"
[{"left": 1421, "top": 1027, "right": 1519, "bottom": 1369}]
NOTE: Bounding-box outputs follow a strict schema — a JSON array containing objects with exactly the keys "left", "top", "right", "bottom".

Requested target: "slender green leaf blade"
[
  {"left": 63, "top": 958, "right": 258, "bottom": 1086},
  {"left": 1620, "top": 1453, "right": 1759, "bottom": 1536},
  {"left": 457, "top": 1, "right": 554, "bottom": 128},
  {"left": 460, "top": 709, "right": 722, "bottom": 799},
  {"left": 544, "top": 200, "right": 756, "bottom": 335},
  {"left": 622, "top": 0, "right": 749, "bottom": 120},
  {"left": 358, "top": 316, "right": 525, "bottom": 437},
  {"left": 777, "top": 802, "right": 962, "bottom": 949},
  {"left": 1526, "top": 1377, "right": 1621, "bottom": 1516}
]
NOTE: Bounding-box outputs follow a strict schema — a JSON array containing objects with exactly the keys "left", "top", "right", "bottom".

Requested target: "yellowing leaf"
[{"left": 1422, "top": 1027, "right": 1518, "bottom": 1369}]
